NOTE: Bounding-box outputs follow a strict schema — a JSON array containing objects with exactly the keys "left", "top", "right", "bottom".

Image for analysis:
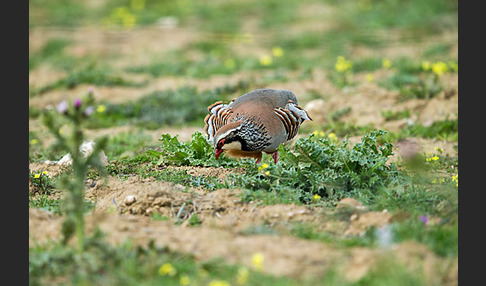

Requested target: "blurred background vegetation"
[{"left": 29, "top": 0, "right": 458, "bottom": 161}]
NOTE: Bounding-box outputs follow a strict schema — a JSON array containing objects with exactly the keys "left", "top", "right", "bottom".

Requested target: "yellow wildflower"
[
  {"left": 265, "top": 171, "right": 270, "bottom": 176},
  {"left": 258, "top": 163, "right": 269, "bottom": 171},
  {"left": 30, "top": 139, "right": 38, "bottom": 145},
  {"left": 236, "top": 267, "right": 249, "bottom": 285},
  {"left": 208, "top": 280, "right": 230, "bottom": 286},
  {"left": 382, "top": 58, "right": 392, "bottom": 69},
  {"left": 426, "top": 155, "right": 439, "bottom": 162},
  {"left": 34, "top": 174, "right": 40, "bottom": 179},
  {"left": 251, "top": 253, "right": 264, "bottom": 271},
  {"left": 434, "top": 147, "right": 444, "bottom": 153},
  {"left": 327, "top": 132, "right": 337, "bottom": 141},
  {"left": 179, "top": 275, "right": 191, "bottom": 286},
  {"left": 431, "top": 61, "right": 448, "bottom": 76},
  {"left": 365, "top": 73, "right": 374, "bottom": 82},
  {"left": 110, "top": 7, "right": 137, "bottom": 30},
  {"left": 421, "top": 61, "right": 431, "bottom": 71},
  {"left": 452, "top": 174, "right": 458, "bottom": 187},
  {"left": 432, "top": 178, "right": 444, "bottom": 184},
  {"left": 158, "top": 263, "right": 177, "bottom": 276},
  {"left": 313, "top": 194, "right": 321, "bottom": 202},
  {"left": 271, "top": 46, "right": 284, "bottom": 58},
  {"left": 96, "top": 105, "right": 106, "bottom": 113},
  {"left": 335, "top": 56, "right": 352, "bottom": 73},
  {"left": 42, "top": 171, "right": 48, "bottom": 176},
  {"left": 259, "top": 55, "right": 273, "bottom": 66}
]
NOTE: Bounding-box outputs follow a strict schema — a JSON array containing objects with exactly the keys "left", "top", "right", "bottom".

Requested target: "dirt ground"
[
  {"left": 29, "top": 173, "right": 457, "bottom": 284},
  {"left": 29, "top": 25, "right": 458, "bottom": 283}
]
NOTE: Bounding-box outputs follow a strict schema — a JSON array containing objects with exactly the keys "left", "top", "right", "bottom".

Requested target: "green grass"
[
  {"left": 325, "top": 0, "right": 457, "bottom": 32},
  {"left": 103, "top": 130, "right": 154, "bottom": 159},
  {"left": 29, "top": 38, "right": 72, "bottom": 72},
  {"left": 382, "top": 117, "right": 458, "bottom": 142},
  {"left": 87, "top": 82, "right": 249, "bottom": 129},
  {"left": 393, "top": 216, "right": 458, "bottom": 257},
  {"left": 30, "top": 64, "right": 144, "bottom": 97},
  {"left": 29, "top": 0, "right": 90, "bottom": 27},
  {"left": 29, "top": 194, "right": 63, "bottom": 215}
]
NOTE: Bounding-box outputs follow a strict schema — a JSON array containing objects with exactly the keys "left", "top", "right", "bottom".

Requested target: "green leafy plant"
[
  {"left": 239, "top": 130, "right": 401, "bottom": 205},
  {"left": 157, "top": 131, "right": 246, "bottom": 168},
  {"left": 29, "top": 170, "right": 55, "bottom": 194}
]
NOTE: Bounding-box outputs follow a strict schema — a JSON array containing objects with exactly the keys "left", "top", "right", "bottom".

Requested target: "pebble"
[{"left": 124, "top": 195, "right": 137, "bottom": 206}]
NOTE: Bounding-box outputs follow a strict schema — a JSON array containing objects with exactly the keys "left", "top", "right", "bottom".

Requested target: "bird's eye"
[{"left": 217, "top": 138, "right": 225, "bottom": 148}]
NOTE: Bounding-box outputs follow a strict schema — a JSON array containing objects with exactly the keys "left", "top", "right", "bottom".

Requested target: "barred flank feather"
[
  {"left": 204, "top": 102, "right": 233, "bottom": 142},
  {"left": 274, "top": 100, "right": 312, "bottom": 141}
]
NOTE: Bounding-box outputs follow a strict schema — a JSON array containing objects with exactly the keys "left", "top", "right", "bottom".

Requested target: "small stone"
[
  {"left": 145, "top": 208, "right": 154, "bottom": 216},
  {"left": 124, "top": 195, "right": 137, "bottom": 206}
]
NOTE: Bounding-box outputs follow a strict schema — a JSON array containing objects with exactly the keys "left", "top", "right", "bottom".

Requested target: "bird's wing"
[
  {"left": 274, "top": 100, "right": 312, "bottom": 141},
  {"left": 204, "top": 100, "right": 235, "bottom": 142}
]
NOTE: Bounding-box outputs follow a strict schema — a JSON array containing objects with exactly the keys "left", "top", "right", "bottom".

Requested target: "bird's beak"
[{"left": 215, "top": 147, "right": 223, "bottom": 159}]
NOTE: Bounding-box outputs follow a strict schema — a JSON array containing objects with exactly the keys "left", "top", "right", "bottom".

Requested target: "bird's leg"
[
  {"left": 272, "top": 151, "right": 278, "bottom": 164},
  {"left": 254, "top": 152, "right": 263, "bottom": 164}
]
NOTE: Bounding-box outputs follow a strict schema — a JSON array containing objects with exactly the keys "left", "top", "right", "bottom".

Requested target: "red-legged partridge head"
[{"left": 204, "top": 88, "right": 312, "bottom": 164}]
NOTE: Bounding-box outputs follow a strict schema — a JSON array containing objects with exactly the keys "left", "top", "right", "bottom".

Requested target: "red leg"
[
  {"left": 255, "top": 152, "right": 263, "bottom": 164},
  {"left": 272, "top": 151, "right": 278, "bottom": 164}
]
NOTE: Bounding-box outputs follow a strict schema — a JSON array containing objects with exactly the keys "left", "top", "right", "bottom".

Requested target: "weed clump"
[{"left": 239, "top": 130, "right": 402, "bottom": 205}]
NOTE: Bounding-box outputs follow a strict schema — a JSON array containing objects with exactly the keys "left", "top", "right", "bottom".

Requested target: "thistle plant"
[{"left": 42, "top": 90, "right": 108, "bottom": 251}]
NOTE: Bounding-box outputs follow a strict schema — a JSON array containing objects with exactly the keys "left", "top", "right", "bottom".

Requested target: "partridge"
[{"left": 204, "top": 88, "right": 312, "bottom": 164}]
